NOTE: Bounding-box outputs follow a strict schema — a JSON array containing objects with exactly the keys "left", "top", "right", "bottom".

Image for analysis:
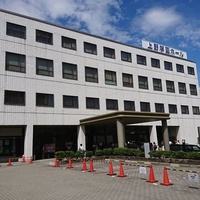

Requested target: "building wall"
[{"left": 0, "top": 10, "right": 200, "bottom": 157}]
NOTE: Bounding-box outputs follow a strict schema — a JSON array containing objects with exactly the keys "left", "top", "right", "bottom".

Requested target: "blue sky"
[{"left": 1, "top": 0, "right": 200, "bottom": 84}]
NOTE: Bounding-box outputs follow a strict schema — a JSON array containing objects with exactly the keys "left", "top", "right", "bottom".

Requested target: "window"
[
  {"left": 166, "top": 80, "right": 175, "bottom": 93},
  {"left": 168, "top": 104, "right": 177, "bottom": 114},
  {"left": 36, "top": 29, "right": 53, "bottom": 45},
  {"left": 155, "top": 103, "right": 165, "bottom": 113},
  {"left": 36, "top": 58, "right": 53, "bottom": 77},
  {"left": 187, "top": 66, "right": 195, "bottom": 75},
  {"left": 181, "top": 105, "right": 189, "bottom": 114},
  {"left": 85, "top": 67, "right": 98, "bottom": 83},
  {"left": 122, "top": 73, "right": 133, "bottom": 87},
  {"left": 63, "top": 95, "right": 78, "bottom": 108},
  {"left": 106, "top": 99, "right": 118, "bottom": 110},
  {"left": 164, "top": 61, "right": 173, "bottom": 71},
  {"left": 140, "top": 102, "right": 150, "bottom": 112},
  {"left": 189, "top": 84, "right": 197, "bottom": 95},
  {"left": 84, "top": 42, "right": 97, "bottom": 55},
  {"left": 6, "top": 22, "right": 26, "bottom": 39},
  {"left": 62, "top": 62, "right": 77, "bottom": 80},
  {"left": 36, "top": 93, "right": 54, "bottom": 107},
  {"left": 137, "top": 55, "right": 146, "bottom": 65},
  {"left": 121, "top": 51, "right": 132, "bottom": 62},
  {"left": 104, "top": 47, "right": 115, "bottom": 59},
  {"left": 153, "top": 78, "right": 162, "bottom": 91},
  {"left": 192, "top": 106, "right": 200, "bottom": 115},
  {"left": 86, "top": 97, "right": 99, "bottom": 109},
  {"left": 124, "top": 100, "right": 135, "bottom": 111},
  {"left": 6, "top": 52, "right": 25, "bottom": 73},
  {"left": 176, "top": 64, "right": 184, "bottom": 73},
  {"left": 151, "top": 58, "right": 160, "bottom": 68},
  {"left": 178, "top": 82, "right": 187, "bottom": 94},
  {"left": 138, "top": 76, "right": 148, "bottom": 89},
  {"left": 62, "top": 36, "right": 76, "bottom": 50},
  {"left": 4, "top": 90, "right": 25, "bottom": 106},
  {"left": 105, "top": 70, "right": 117, "bottom": 85}
]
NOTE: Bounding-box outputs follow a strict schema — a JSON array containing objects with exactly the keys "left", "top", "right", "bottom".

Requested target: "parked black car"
[{"left": 170, "top": 144, "right": 200, "bottom": 152}]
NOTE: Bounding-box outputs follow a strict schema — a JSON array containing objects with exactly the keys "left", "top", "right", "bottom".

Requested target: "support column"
[
  {"left": 149, "top": 125, "right": 158, "bottom": 145},
  {"left": 24, "top": 124, "right": 33, "bottom": 159},
  {"left": 77, "top": 125, "right": 86, "bottom": 150},
  {"left": 162, "top": 120, "right": 170, "bottom": 151},
  {"left": 116, "top": 119, "right": 125, "bottom": 148}
]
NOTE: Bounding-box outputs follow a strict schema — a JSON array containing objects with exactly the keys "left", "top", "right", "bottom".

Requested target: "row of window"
[
  {"left": 6, "top": 22, "right": 195, "bottom": 75},
  {"left": 3, "top": 90, "right": 200, "bottom": 115},
  {"left": 5, "top": 52, "right": 198, "bottom": 96}
]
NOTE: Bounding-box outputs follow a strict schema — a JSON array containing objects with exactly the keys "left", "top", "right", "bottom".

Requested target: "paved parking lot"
[{"left": 0, "top": 159, "right": 199, "bottom": 200}]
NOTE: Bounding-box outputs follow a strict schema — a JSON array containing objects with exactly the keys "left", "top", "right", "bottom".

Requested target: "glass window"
[
  {"left": 106, "top": 99, "right": 118, "bottom": 110},
  {"left": 140, "top": 102, "right": 150, "bottom": 112},
  {"left": 36, "top": 93, "right": 54, "bottom": 107},
  {"left": 187, "top": 66, "right": 195, "bottom": 75},
  {"left": 155, "top": 103, "right": 165, "bottom": 113},
  {"left": 63, "top": 95, "right": 78, "bottom": 108},
  {"left": 122, "top": 73, "right": 133, "bottom": 87},
  {"left": 6, "top": 22, "right": 26, "bottom": 39},
  {"left": 166, "top": 80, "right": 175, "bottom": 93},
  {"left": 105, "top": 70, "right": 117, "bottom": 85},
  {"left": 189, "top": 84, "right": 197, "bottom": 95},
  {"left": 104, "top": 47, "right": 115, "bottom": 59},
  {"left": 36, "top": 29, "right": 53, "bottom": 45},
  {"left": 124, "top": 100, "right": 135, "bottom": 111},
  {"left": 85, "top": 67, "right": 98, "bottom": 83},
  {"left": 138, "top": 76, "right": 148, "bottom": 89},
  {"left": 86, "top": 97, "right": 99, "bottom": 109},
  {"left": 62, "top": 36, "right": 76, "bottom": 50},
  {"left": 168, "top": 104, "right": 177, "bottom": 114},
  {"left": 84, "top": 42, "right": 97, "bottom": 55},
  {"left": 6, "top": 52, "right": 26, "bottom": 73},
  {"left": 151, "top": 58, "right": 160, "bottom": 68},
  {"left": 153, "top": 78, "right": 162, "bottom": 91},
  {"left": 137, "top": 55, "right": 146, "bottom": 65},
  {"left": 4, "top": 90, "right": 25, "bottom": 106},
  {"left": 181, "top": 105, "right": 189, "bottom": 114},
  {"left": 178, "top": 82, "right": 187, "bottom": 94},
  {"left": 36, "top": 58, "right": 53, "bottom": 77},
  {"left": 164, "top": 61, "right": 173, "bottom": 71},
  {"left": 192, "top": 106, "right": 200, "bottom": 115},
  {"left": 176, "top": 64, "right": 184, "bottom": 73},
  {"left": 62, "top": 62, "right": 77, "bottom": 80},
  {"left": 121, "top": 51, "right": 132, "bottom": 62}
]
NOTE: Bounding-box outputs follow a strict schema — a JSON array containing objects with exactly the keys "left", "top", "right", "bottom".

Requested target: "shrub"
[
  {"left": 85, "top": 151, "right": 93, "bottom": 157},
  {"left": 75, "top": 150, "right": 85, "bottom": 158},
  {"left": 103, "top": 148, "right": 113, "bottom": 155},
  {"left": 65, "top": 151, "right": 75, "bottom": 158},
  {"left": 186, "top": 152, "right": 200, "bottom": 160},
  {"left": 54, "top": 151, "right": 65, "bottom": 159},
  {"left": 95, "top": 150, "right": 104, "bottom": 156}
]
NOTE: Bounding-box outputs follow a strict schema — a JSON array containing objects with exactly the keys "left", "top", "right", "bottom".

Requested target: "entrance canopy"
[{"left": 80, "top": 111, "right": 170, "bottom": 126}]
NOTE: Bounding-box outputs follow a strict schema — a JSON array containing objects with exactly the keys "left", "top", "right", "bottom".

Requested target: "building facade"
[{"left": 0, "top": 9, "right": 200, "bottom": 159}]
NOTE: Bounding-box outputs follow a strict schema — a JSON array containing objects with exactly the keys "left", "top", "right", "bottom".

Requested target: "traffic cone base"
[
  {"left": 81, "top": 158, "right": 88, "bottom": 171},
  {"left": 160, "top": 166, "right": 173, "bottom": 186},
  {"left": 21, "top": 155, "right": 26, "bottom": 163},
  {"left": 107, "top": 160, "right": 116, "bottom": 176},
  {"left": 88, "top": 159, "right": 95, "bottom": 172},
  {"left": 67, "top": 158, "right": 73, "bottom": 169},
  {"left": 29, "top": 156, "right": 33, "bottom": 164},
  {"left": 146, "top": 164, "right": 158, "bottom": 183},
  {"left": 117, "top": 162, "right": 127, "bottom": 178},
  {"left": 7, "top": 157, "right": 12, "bottom": 166},
  {"left": 54, "top": 158, "right": 59, "bottom": 167}
]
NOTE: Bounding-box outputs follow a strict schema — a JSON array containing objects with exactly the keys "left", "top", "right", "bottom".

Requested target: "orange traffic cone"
[
  {"left": 7, "top": 157, "right": 12, "bottom": 166},
  {"left": 67, "top": 158, "right": 73, "bottom": 168},
  {"left": 160, "top": 166, "right": 173, "bottom": 186},
  {"left": 29, "top": 156, "right": 33, "bottom": 164},
  {"left": 54, "top": 158, "right": 59, "bottom": 167},
  {"left": 88, "top": 159, "right": 95, "bottom": 172},
  {"left": 107, "top": 160, "right": 116, "bottom": 176},
  {"left": 146, "top": 164, "right": 158, "bottom": 183},
  {"left": 21, "top": 155, "right": 26, "bottom": 163},
  {"left": 117, "top": 162, "right": 127, "bottom": 177},
  {"left": 81, "top": 158, "right": 88, "bottom": 171}
]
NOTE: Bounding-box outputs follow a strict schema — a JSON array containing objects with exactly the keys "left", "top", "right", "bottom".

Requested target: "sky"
[{"left": 1, "top": 0, "right": 200, "bottom": 84}]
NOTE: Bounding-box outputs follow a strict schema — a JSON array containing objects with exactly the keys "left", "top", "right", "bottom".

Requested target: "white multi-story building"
[{"left": 0, "top": 9, "right": 200, "bottom": 159}]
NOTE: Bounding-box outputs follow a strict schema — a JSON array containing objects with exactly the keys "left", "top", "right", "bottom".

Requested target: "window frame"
[
  {"left": 121, "top": 51, "right": 132, "bottom": 62},
  {"left": 140, "top": 102, "right": 151, "bottom": 112},
  {"left": 63, "top": 95, "right": 78, "bottom": 108},
  {"left": 85, "top": 66, "right": 98, "bottom": 83},
  {"left": 86, "top": 97, "right": 100, "bottom": 109},
  {"left": 153, "top": 78, "right": 162, "bottom": 91},
  {"left": 168, "top": 104, "right": 177, "bottom": 114},
  {"left": 6, "top": 52, "right": 26, "bottom": 73},
  {"left": 62, "top": 36, "right": 76, "bottom": 50},
  {"left": 36, "top": 29, "right": 53, "bottom": 45},
  {"left": 103, "top": 47, "right": 115, "bottom": 59},
  {"left": 192, "top": 106, "right": 200, "bottom": 115},
  {"left": 187, "top": 66, "right": 195, "bottom": 75},
  {"left": 155, "top": 103, "right": 165, "bottom": 113},
  {"left": 138, "top": 76, "right": 148, "bottom": 89},
  {"left": 36, "top": 57, "right": 54, "bottom": 77},
  {"left": 166, "top": 80, "right": 175, "bottom": 93},
  {"left": 151, "top": 58, "right": 160, "bottom": 68},
  {"left": 6, "top": 22, "right": 26, "bottom": 39},
  {"left": 122, "top": 73, "right": 133, "bottom": 87},
  {"left": 106, "top": 99, "right": 118, "bottom": 110},
  {"left": 164, "top": 61, "right": 173, "bottom": 71},
  {"left": 178, "top": 82, "right": 187, "bottom": 94},
  {"left": 62, "top": 62, "right": 77, "bottom": 80},
  {"left": 4, "top": 90, "right": 25, "bottom": 106},
  {"left": 176, "top": 64, "right": 184, "bottom": 73},
  {"left": 181, "top": 105, "right": 189, "bottom": 114},
  {"left": 36, "top": 93, "right": 54, "bottom": 107},
  {"left": 84, "top": 42, "right": 97, "bottom": 55},
  {"left": 124, "top": 100, "right": 135, "bottom": 111},
  {"left": 189, "top": 84, "right": 197, "bottom": 95},
  {"left": 137, "top": 55, "right": 146, "bottom": 65},
  {"left": 105, "top": 70, "right": 117, "bottom": 86}
]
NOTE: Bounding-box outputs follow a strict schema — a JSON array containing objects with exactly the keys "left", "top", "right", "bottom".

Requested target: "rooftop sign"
[{"left": 142, "top": 40, "right": 187, "bottom": 59}]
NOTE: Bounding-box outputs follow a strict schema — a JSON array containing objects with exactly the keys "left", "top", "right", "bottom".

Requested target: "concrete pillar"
[
  {"left": 24, "top": 124, "right": 33, "bottom": 159},
  {"left": 116, "top": 119, "right": 125, "bottom": 147},
  {"left": 162, "top": 120, "right": 170, "bottom": 151},
  {"left": 149, "top": 125, "right": 158, "bottom": 145},
  {"left": 77, "top": 125, "right": 86, "bottom": 150}
]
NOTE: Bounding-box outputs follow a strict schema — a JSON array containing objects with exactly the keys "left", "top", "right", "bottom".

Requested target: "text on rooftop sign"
[{"left": 142, "top": 40, "right": 187, "bottom": 59}]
